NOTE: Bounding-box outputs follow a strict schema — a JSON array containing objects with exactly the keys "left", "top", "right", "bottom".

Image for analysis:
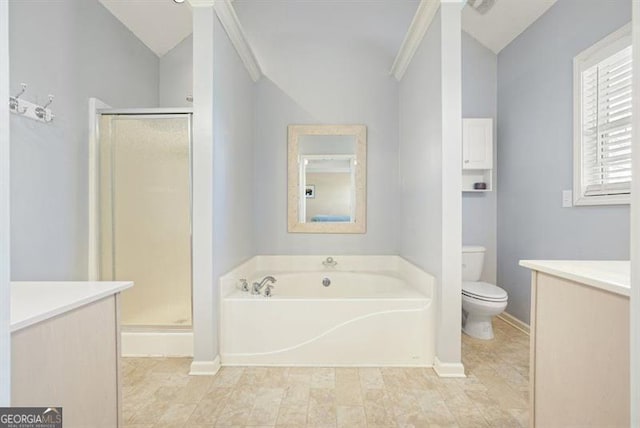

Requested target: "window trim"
[{"left": 573, "top": 23, "right": 632, "bottom": 206}]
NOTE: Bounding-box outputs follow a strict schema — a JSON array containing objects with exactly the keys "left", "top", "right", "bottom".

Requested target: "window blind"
[{"left": 581, "top": 45, "right": 632, "bottom": 196}]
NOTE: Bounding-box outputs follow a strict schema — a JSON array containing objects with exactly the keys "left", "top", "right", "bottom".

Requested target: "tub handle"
[
  {"left": 238, "top": 279, "right": 249, "bottom": 292},
  {"left": 264, "top": 284, "right": 275, "bottom": 297}
]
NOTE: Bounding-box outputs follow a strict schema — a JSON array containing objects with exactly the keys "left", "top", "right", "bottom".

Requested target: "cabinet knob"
[{"left": 464, "top": 160, "right": 469, "bottom": 163}]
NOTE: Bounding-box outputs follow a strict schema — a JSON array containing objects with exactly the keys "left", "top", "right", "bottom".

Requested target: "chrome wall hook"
[
  {"left": 14, "top": 83, "right": 27, "bottom": 99},
  {"left": 35, "top": 95, "right": 54, "bottom": 120},
  {"left": 9, "top": 83, "right": 28, "bottom": 114},
  {"left": 43, "top": 94, "right": 54, "bottom": 109},
  {"left": 8, "top": 83, "right": 55, "bottom": 123}
]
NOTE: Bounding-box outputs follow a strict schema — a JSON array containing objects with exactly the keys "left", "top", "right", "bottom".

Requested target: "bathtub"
[{"left": 219, "top": 256, "right": 435, "bottom": 366}]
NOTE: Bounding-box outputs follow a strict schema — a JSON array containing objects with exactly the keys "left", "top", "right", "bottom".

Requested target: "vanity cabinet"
[
  {"left": 462, "top": 118, "right": 493, "bottom": 192},
  {"left": 519, "top": 261, "right": 630, "bottom": 428},
  {"left": 11, "top": 281, "right": 132, "bottom": 428}
]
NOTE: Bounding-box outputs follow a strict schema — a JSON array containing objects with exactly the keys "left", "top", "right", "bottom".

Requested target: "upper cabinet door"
[{"left": 462, "top": 118, "right": 493, "bottom": 170}]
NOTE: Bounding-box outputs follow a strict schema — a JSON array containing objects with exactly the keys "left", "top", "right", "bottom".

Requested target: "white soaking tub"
[{"left": 219, "top": 256, "right": 435, "bottom": 366}]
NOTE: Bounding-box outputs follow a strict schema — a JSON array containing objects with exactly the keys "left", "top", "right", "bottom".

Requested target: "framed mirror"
[{"left": 288, "top": 124, "right": 366, "bottom": 233}]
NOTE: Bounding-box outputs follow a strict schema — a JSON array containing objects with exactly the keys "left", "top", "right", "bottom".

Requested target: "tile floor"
[{"left": 122, "top": 318, "right": 529, "bottom": 427}]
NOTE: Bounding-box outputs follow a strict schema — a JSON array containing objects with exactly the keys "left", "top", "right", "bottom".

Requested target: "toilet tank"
[{"left": 462, "top": 246, "right": 485, "bottom": 281}]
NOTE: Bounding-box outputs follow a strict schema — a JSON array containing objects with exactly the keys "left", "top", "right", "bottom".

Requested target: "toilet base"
[{"left": 462, "top": 310, "right": 495, "bottom": 340}]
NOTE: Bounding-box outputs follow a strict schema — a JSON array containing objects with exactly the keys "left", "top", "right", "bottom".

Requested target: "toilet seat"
[{"left": 462, "top": 281, "right": 508, "bottom": 302}]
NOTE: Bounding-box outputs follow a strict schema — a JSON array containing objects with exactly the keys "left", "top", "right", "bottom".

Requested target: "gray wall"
[
  {"left": 238, "top": 1, "right": 410, "bottom": 255},
  {"left": 212, "top": 12, "right": 255, "bottom": 278},
  {"left": 462, "top": 32, "right": 497, "bottom": 284},
  {"left": 497, "top": 0, "right": 631, "bottom": 324},
  {"left": 399, "top": 11, "right": 442, "bottom": 277},
  {"left": 159, "top": 35, "right": 193, "bottom": 108},
  {"left": 9, "top": 0, "right": 159, "bottom": 280},
  {"left": 210, "top": 12, "right": 256, "bottom": 355}
]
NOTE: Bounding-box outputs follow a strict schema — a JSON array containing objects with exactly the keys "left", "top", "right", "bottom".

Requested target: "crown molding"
[
  {"left": 214, "top": 0, "right": 262, "bottom": 82},
  {"left": 390, "top": 0, "right": 440, "bottom": 81}
]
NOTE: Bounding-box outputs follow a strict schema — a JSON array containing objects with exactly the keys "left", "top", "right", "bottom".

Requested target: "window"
[{"left": 574, "top": 24, "right": 632, "bottom": 206}]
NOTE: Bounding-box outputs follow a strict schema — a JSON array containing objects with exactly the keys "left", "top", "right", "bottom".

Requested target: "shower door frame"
[{"left": 88, "top": 104, "right": 194, "bottom": 328}]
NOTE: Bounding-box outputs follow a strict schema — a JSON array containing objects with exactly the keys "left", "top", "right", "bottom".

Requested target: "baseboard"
[
  {"left": 497, "top": 312, "right": 530, "bottom": 335},
  {"left": 433, "top": 356, "right": 466, "bottom": 378},
  {"left": 121, "top": 330, "right": 193, "bottom": 357},
  {"left": 190, "top": 356, "right": 221, "bottom": 376}
]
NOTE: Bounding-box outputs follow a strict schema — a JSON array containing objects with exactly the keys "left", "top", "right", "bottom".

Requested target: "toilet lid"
[{"left": 462, "top": 281, "right": 508, "bottom": 302}]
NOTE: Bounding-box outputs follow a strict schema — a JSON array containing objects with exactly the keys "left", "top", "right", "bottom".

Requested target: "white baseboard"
[
  {"left": 190, "top": 356, "right": 221, "bottom": 376},
  {"left": 497, "top": 312, "right": 530, "bottom": 335},
  {"left": 121, "top": 330, "right": 193, "bottom": 357},
  {"left": 433, "top": 356, "right": 466, "bottom": 378}
]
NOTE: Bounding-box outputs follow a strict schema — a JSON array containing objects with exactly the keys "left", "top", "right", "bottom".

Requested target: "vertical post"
[
  {"left": 0, "top": 0, "right": 11, "bottom": 405},
  {"left": 435, "top": 0, "right": 465, "bottom": 377},
  {"left": 189, "top": 0, "right": 219, "bottom": 375},
  {"left": 630, "top": 0, "right": 640, "bottom": 424}
]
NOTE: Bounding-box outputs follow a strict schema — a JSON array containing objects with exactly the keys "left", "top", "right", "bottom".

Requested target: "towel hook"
[
  {"left": 9, "top": 83, "right": 27, "bottom": 114},
  {"left": 35, "top": 95, "right": 54, "bottom": 121}
]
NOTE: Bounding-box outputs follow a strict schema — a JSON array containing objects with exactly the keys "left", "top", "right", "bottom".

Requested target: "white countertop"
[
  {"left": 11, "top": 281, "right": 133, "bottom": 332},
  {"left": 519, "top": 260, "right": 630, "bottom": 297}
]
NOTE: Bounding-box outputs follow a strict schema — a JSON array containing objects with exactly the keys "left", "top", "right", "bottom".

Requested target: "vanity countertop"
[
  {"left": 11, "top": 281, "right": 133, "bottom": 332},
  {"left": 519, "top": 260, "right": 630, "bottom": 297}
]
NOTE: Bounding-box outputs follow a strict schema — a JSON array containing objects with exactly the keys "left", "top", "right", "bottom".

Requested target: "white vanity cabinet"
[{"left": 462, "top": 118, "right": 493, "bottom": 192}]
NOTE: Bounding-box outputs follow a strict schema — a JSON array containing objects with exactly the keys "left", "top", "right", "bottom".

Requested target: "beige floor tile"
[
  {"left": 281, "top": 384, "right": 310, "bottom": 407},
  {"left": 157, "top": 403, "right": 197, "bottom": 424},
  {"left": 246, "top": 404, "right": 280, "bottom": 425},
  {"left": 359, "top": 367, "right": 385, "bottom": 389},
  {"left": 308, "top": 403, "right": 337, "bottom": 426},
  {"left": 363, "top": 398, "right": 396, "bottom": 426},
  {"left": 309, "top": 388, "right": 336, "bottom": 407},
  {"left": 336, "top": 405, "right": 367, "bottom": 427},
  {"left": 123, "top": 318, "right": 530, "bottom": 428},
  {"left": 335, "top": 382, "right": 363, "bottom": 406},
  {"left": 187, "top": 398, "right": 228, "bottom": 425},
  {"left": 129, "top": 400, "right": 171, "bottom": 425},
  {"left": 276, "top": 405, "right": 308, "bottom": 426},
  {"left": 449, "top": 404, "right": 489, "bottom": 428},
  {"left": 310, "top": 368, "right": 336, "bottom": 388},
  {"left": 152, "top": 423, "right": 186, "bottom": 428}
]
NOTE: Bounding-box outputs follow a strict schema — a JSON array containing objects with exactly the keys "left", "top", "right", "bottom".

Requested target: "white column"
[
  {"left": 189, "top": 0, "right": 219, "bottom": 375},
  {"left": 0, "top": 0, "right": 11, "bottom": 404},
  {"left": 434, "top": 0, "right": 465, "bottom": 377},
  {"left": 630, "top": 0, "right": 640, "bottom": 424}
]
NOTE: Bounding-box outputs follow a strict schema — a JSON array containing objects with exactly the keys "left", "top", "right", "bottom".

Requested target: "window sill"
[{"left": 573, "top": 193, "right": 630, "bottom": 206}]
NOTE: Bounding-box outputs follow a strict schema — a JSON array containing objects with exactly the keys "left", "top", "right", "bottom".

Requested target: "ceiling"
[
  {"left": 462, "top": 0, "right": 558, "bottom": 53},
  {"left": 233, "top": 0, "right": 418, "bottom": 71},
  {"left": 98, "top": 0, "right": 192, "bottom": 57},
  {"left": 98, "top": 0, "right": 558, "bottom": 59}
]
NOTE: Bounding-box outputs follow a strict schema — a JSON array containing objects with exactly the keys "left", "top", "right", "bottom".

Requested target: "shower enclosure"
[{"left": 97, "top": 112, "right": 193, "bottom": 351}]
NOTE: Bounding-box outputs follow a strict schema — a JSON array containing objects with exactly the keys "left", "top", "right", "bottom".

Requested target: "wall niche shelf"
[{"left": 462, "top": 118, "right": 493, "bottom": 192}]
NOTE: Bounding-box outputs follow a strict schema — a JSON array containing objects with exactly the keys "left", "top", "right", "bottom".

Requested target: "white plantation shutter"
[{"left": 581, "top": 45, "right": 632, "bottom": 196}]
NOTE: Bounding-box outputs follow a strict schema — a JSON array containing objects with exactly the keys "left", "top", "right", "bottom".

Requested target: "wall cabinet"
[{"left": 462, "top": 118, "right": 493, "bottom": 192}]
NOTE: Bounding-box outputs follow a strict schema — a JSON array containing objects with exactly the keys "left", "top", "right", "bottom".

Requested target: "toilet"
[{"left": 461, "top": 246, "right": 508, "bottom": 340}]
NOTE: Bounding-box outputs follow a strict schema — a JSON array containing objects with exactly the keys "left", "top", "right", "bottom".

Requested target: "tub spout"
[
  {"left": 322, "top": 257, "right": 338, "bottom": 268},
  {"left": 252, "top": 276, "right": 276, "bottom": 295}
]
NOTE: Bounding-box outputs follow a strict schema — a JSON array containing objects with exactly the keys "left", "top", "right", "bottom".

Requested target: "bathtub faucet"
[
  {"left": 322, "top": 256, "right": 338, "bottom": 268},
  {"left": 252, "top": 276, "right": 276, "bottom": 295}
]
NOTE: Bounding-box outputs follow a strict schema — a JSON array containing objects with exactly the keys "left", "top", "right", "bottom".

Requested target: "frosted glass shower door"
[{"left": 99, "top": 114, "right": 192, "bottom": 327}]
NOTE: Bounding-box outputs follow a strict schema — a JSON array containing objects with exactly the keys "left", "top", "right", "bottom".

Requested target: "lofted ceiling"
[
  {"left": 98, "top": 0, "right": 192, "bottom": 57},
  {"left": 233, "top": 0, "right": 419, "bottom": 72},
  {"left": 462, "top": 0, "right": 558, "bottom": 53},
  {"left": 98, "top": 0, "right": 558, "bottom": 59}
]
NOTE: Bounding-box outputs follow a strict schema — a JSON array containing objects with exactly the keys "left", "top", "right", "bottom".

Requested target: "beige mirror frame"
[{"left": 288, "top": 124, "right": 367, "bottom": 234}]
